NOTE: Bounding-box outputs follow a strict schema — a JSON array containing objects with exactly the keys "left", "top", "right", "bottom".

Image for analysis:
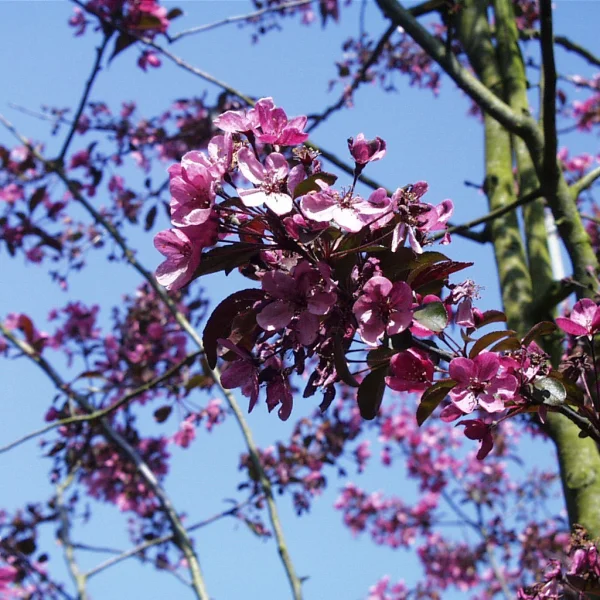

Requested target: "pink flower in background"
[
  {"left": 449, "top": 353, "right": 517, "bottom": 414},
  {"left": 353, "top": 277, "right": 413, "bottom": 345},
  {"left": 236, "top": 147, "right": 293, "bottom": 215},
  {"left": 556, "top": 298, "right": 600, "bottom": 339},
  {"left": 348, "top": 133, "right": 387, "bottom": 165},
  {"left": 0, "top": 566, "right": 17, "bottom": 590},
  {"left": 385, "top": 349, "right": 434, "bottom": 392}
]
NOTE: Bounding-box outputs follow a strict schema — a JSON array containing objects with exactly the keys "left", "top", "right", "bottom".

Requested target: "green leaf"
[
  {"left": 144, "top": 205, "right": 157, "bottom": 231},
  {"left": 489, "top": 337, "right": 522, "bottom": 352},
  {"left": 533, "top": 376, "right": 567, "bottom": 406},
  {"left": 203, "top": 289, "right": 265, "bottom": 369},
  {"left": 166, "top": 7, "right": 184, "bottom": 20},
  {"left": 416, "top": 379, "right": 457, "bottom": 426},
  {"left": 521, "top": 321, "right": 557, "bottom": 347},
  {"left": 333, "top": 333, "right": 359, "bottom": 388},
  {"left": 153, "top": 405, "right": 172, "bottom": 423},
  {"left": 413, "top": 301, "right": 448, "bottom": 333},
  {"left": 110, "top": 32, "right": 136, "bottom": 63},
  {"left": 292, "top": 172, "right": 337, "bottom": 199},
  {"left": 367, "top": 346, "right": 396, "bottom": 369},
  {"left": 193, "top": 243, "right": 266, "bottom": 279},
  {"left": 469, "top": 330, "right": 516, "bottom": 359},
  {"left": 474, "top": 310, "right": 507, "bottom": 329},
  {"left": 357, "top": 368, "right": 388, "bottom": 420}
]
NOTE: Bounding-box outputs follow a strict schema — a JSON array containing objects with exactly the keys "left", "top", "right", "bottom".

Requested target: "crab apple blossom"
[
  {"left": 301, "top": 186, "right": 391, "bottom": 233},
  {"left": 153, "top": 222, "right": 216, "bottom": 290},
  {"left": 236, "top": 147, "right": 293, "bottom": 215},
  {"left": 347, "top": 133, "right": 387, "bottom": 165},
  {"left": 555, "top": 298, "right": 600, "bottom": 339},
  {"left": 385, "top": 349, "right": 434, "bottom": 392},
  {"left": 353, "top": 277, "right": 413, "bottom": 345},
  {"left": 449, "top": 353, "right": 518, "bottom": 414}
]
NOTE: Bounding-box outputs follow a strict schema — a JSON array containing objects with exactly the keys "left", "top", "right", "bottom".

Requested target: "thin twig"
[
  {"left": 570, "top": 166, "right": 600, "bottom": 199},
  {"left": 307, "top": 24, "right": 396, "bottom": 134},
  {"left": 58, "top": 32, "right": 111, "bottom": 163},
  {"left": 432, "top": 188, "right": 545, "bottom": 241},
  {"left": 170, "top": 0, "right": 314, "bottom": 41},
  {"left": 85, "top": 498, "right": 253, "bottom": 579},
  {"left": 0, "top": 351, "right": 202, "bottom": 455},
  {"left": 0, "top": 323, "right": 210, "bottom": 600},
  {"left": 519, "top": 29, "right": 600, "bottom": 68}
]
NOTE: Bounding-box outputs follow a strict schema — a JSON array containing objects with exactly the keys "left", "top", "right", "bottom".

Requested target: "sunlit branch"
[
  {"left": 85, "top": 498, "right": 253, "bottom": 579},
  {"left": 0, "top": 351, "right": 202, "bottom": 455},
  {"left": 169, "top": 0, "right": 315, "bottom": 42},
  {"left": 0, "top": 112, "right": 303, "bottom": 600},
  {"left": 0, "top": 322, "right": 210, "bottom": 600},
  {"left": 570, "top": 166, "right": 600, "bottom": 199},
  {"left": 519, "top": 28, "right": 600, "bottom": 68},
  {"left": 58, "top": 31, "right": 111, "bottom": 163},
  {"left": 56, "top": 469, "right": 88, "bottom": 600}
]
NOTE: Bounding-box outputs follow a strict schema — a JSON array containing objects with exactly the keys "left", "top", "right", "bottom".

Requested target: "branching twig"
[
  {"left": 85, "top": 497, "right": 253, "bottom": 579},
  {"left": 570, "top": 166, "right": 600, "bottom": 199},
  {"left": 0, "top": 351, "right": 202, "bottom": 455},
  {"left": 0, "top": 323, "right": 210, "bottom": 600},
  {"left": 519, "top": 29, "right": 600, "bottom": 68},
  {"left": 307, "top": 24, "right": 396, "bottom": 133},
  {"left": 169, "top": 0, "right": 314, "bottom": 42},
  {"left": 432, "top": 189, "right": 544, "bottom": 241}
]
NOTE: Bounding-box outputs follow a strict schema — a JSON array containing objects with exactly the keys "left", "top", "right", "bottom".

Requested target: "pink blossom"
[
  {"left": 0, "top": 566, "right": 17, "bottom": 591},
  {"left": 236, "top": 147, "right": 293, "bottom": 215},
  {"left": 172, "top": 416, "right": 197, "bottom": 448},
  {"left": 218, "top": 339, "right": 259, "bottom": 412},
  {"left": 138, "top": 50, "right": 161, "bottom": 71},
  {"left": 449, "top": 353, "right": 517, "bottom": 414},
  {"left": 168, "top": 153, "right": 217, "bottom": 227},
  {"left": 385, "top": 349, "right": 434, "bottom": 392},
  {"left": 256, "top": 261, "right": 337, "bottom": 344},
  {"left": 348, "top": 133, "right": 387, "bottom": 165},
  {"left": 555, "top": 298, "right": 600, "bottom": 339},
  {"left": 301, "top": 187, "right": 390, "bottom": 233},
  {"left": 353, "top": 277, "right": 413, "bottom": 345},
  {"left": 253, "top": 97, "right": 308, "bottom": 145},
  {"left": 154, "top": 223, "right": 216, "bottom": 291},
  {"left": 214, "top": 97, "right": 308, "bottom": 146},
  {"left": 457, "top": 419, "right": 494, "bottom": 460}
]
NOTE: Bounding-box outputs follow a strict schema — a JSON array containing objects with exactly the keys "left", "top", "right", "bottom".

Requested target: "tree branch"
[
  {"left": 58, "top": 31, "right": 111, "bottom": 163},
  {"left": 570, "top": 166, "right": 600, "bottom": 199},
  {"left": 169, "top": 0, "right": 314, "bottom": 42},
  {"left": 519, "top": 28, "right": 600, "bottom": 68},
  {"left": 0, "top": 323, "right": 210, "bottom": 600},
  {"left": 0, "top": 351, "right": 202, "bottom": 455}
]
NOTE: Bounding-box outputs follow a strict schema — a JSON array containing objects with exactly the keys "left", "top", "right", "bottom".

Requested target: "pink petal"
[
  {"left": 256, "top": 300, "right": 295, "bottom": 331},
  {"left": 237, "top": 147, "right": 265, "bottom": 185},
  {"left": 474, "top": 352, "right": 500, "bottom": 381},
  {"left": 449, "top": 358, "right": 475, "bottom": 384}
]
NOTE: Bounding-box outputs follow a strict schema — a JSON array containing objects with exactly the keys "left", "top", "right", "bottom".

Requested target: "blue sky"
[{"left": 0, "top": 1, "right": 599, "bottom": 599}]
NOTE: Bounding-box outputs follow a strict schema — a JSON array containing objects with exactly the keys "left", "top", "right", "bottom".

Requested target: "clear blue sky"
[{"left": 0, "top": 1, "right": 598, "bottom": 599}]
